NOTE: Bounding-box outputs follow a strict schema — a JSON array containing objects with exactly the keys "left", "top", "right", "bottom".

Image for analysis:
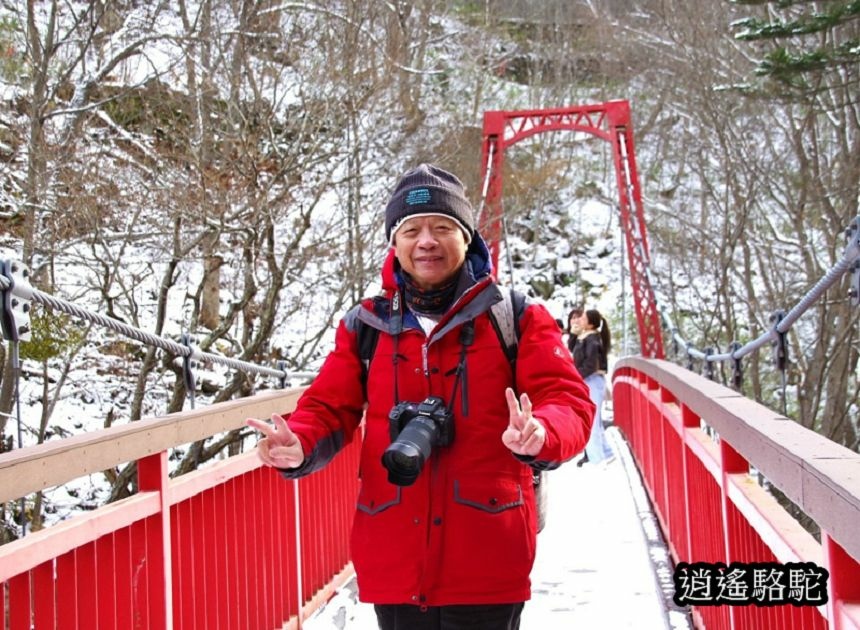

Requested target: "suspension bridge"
[{"left": 0, "top": 101, "right": 858, "bottom": 630}]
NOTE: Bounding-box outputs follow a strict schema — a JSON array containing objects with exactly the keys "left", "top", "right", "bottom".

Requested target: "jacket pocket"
[
  {"left": 446, "top": 477, "right": 534, "bottom": 589},
  {"left": 453, "top": 478, "right": 523, "bottom": 513},
  {"left": 356, "top": 482, "right": 401, "bottom": 515}
]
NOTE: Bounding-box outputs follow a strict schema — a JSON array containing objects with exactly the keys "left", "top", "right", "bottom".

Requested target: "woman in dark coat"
[{"left": 572, "top": 309, "right": 614, "bottom": 465}]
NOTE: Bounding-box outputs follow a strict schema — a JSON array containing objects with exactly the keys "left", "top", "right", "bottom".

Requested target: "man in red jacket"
[{"left": 247, "top": 164, "right": 594, "bottom": 630}]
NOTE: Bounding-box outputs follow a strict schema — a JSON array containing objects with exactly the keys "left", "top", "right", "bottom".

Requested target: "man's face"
[{"left": 393, "top": 215, "right": 468, "bottom": 290}]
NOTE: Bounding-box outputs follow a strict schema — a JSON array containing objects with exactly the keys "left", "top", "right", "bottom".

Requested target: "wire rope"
[{"left": 0, "top": 272, "right": 317, "bottom": 382}]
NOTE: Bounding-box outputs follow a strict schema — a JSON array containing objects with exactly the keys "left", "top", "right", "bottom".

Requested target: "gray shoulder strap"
[{"left": 489, "top": 287, "right": 518, "bottom": 359}]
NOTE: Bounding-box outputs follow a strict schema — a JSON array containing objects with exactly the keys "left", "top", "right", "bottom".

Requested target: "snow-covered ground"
[{"left": 303, "top": 411, "right": 694, "bottom": 630}]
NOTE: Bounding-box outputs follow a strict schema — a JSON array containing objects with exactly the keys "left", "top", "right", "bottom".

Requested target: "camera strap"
[
  {"left": 372, "top": 287, "right": 524, "bottom": 412},
  {"left": 390, "top": 290, "right": 405, "bottom": 405},
  {"left": 446, "top": 320, "right": 475, "bottom": 416}
]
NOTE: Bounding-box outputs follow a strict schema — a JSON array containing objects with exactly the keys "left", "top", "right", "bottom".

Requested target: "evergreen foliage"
[
  {"left": 730, "top": 0, "right": 860, "bottom": 90},
  {"left": 20, "top": 309, "right": 86, "bottom": 364}
]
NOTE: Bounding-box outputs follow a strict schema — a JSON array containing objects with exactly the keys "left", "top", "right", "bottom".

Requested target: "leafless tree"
[{"left": 600, "top": 0, "right": 860, "bottom": 449}]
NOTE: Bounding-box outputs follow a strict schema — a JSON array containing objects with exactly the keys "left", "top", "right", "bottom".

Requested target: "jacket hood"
[{"left": 381, "top": 230, "right": 493, "bottom": 294}]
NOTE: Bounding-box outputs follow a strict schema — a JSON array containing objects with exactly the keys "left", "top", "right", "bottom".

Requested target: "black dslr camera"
[{"left": 382, "top": 396, "right": 454, "bottom": 486}]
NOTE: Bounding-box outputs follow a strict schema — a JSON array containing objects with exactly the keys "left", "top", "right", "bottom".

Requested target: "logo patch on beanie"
[{"left": 405, "top": 188, "right": 431, "bottom": 205}]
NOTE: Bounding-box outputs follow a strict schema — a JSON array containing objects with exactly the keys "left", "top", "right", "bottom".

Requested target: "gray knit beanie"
[{"left": 385, "top": 164, "right": 475, "bottom": 244}]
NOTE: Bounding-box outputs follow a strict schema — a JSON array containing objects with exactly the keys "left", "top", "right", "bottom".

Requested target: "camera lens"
[
  {"left": 382, "top": 416, "right": 439, "bottom": 486},
  {"left": 381, "top": 444, "right": 422, "bottom": 485}
]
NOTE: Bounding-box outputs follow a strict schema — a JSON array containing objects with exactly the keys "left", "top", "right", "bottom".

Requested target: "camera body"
[
  {"left": 387, "top": 396, "right": 454, "bottom": 444},
  {"left": 382, "top": 396, "right": 453, "bottom": 486}
]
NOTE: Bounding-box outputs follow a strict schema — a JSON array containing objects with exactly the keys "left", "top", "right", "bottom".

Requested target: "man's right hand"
[{"left": 246, "top": 414, "right": 305, "bottom": 469}]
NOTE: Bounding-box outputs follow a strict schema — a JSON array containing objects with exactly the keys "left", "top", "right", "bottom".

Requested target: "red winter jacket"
[{"left": 281, "top": 240, "right": 594, "bottom": 606}]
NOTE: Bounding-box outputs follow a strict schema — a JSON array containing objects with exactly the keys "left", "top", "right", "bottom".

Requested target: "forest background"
[{"left": 0, "top": 0, "right": 858, "bottom": 537}]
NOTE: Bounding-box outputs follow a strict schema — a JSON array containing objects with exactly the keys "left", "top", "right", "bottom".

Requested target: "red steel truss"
[{"left": 480, "top": 100, "right": 665, "bottom": 359}]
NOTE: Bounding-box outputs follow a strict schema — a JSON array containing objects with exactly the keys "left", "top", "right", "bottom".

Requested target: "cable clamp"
[
  {"left": 729, "top": 341, "right": 743, "bottom": 390},
  {"left": 277, "top": 359, "right": 288, "bottom": 389},
  {"left": 704, "top": 347, "right": 715, "bottom": 381},
  {"left": 769, "top": 311, "right": 788, "bottom": 372},
  {"left": 0, "top": 259, "right": 32, "bottom": 342}
]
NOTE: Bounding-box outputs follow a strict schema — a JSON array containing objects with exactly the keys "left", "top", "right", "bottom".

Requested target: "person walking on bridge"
[
  {"left": 571, "top": 308, "right": 614, "bottom": 466},
  {"left": 566, "top": 306, "right": 583, "bottom": 356},
  {"left": 247, "top": 163, "right": 594, "bottom": 630}
]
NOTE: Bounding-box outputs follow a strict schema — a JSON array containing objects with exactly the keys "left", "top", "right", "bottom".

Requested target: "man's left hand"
[{"left": 502, "top": 387, "right": 546, "bottom": 457}]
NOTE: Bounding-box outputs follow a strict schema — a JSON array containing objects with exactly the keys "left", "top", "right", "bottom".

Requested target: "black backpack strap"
[
  {"left": 345, "top": 300, "right": 384, "bottom": 389},
  {"left": 357, "top": 320, "right": 379, "bottom": 368},
  {"left": 356, "top": 287, "right": 526, "bottom": 388},
  {"left": 356, "top": 319, "right": 380, "bottom": 386}
]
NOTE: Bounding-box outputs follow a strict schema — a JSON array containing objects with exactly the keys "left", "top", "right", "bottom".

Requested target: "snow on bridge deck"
[{"left": 304, "top": 412, "right": 694, "bottom": 630}]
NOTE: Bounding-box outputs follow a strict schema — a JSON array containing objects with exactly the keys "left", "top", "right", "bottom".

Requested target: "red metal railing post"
[
  {"left": 294, "top": 479, "right": 304, "bottom": 630},
  {"left": 33, "top": 560, "right": 56, "bottom": 629},
  {"left": 720, "top": 440, "right": 748, "bottom": 630},
  {"left": 138, "top": 452, "right": 173, "bottom": 630},
  {"left": 96, "top": 534, "right": 117, "bottom": 629},
  {"left": 8, "top": 572, "right": 31, "bottom": 630},
  {"left": 76, "top": 542, "right": 97, "bottom": 629},
  {"left": 679, "top": 404, "right": 700, "bottom": 564},
  {"left": 824, "top": 533, "right": 860, "bottom": 630}
]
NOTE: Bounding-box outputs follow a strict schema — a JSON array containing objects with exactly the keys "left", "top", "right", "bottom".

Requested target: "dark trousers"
[{"left": 374, "top": 603, "right": 524, "bottom": 630}]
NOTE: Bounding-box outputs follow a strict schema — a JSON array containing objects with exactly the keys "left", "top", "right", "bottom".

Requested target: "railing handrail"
[
  {"left": 0, "top": 387, "right": 303, "bottom": 505},
  {"left": 615, "top": 355, "right": 860, "bottom": 564},
  {"left": 0, "top": 386, "right": 360, "bottom": 630}
]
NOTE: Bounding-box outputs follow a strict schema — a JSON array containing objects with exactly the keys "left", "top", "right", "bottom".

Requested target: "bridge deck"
[{"left": 304, "top": 415, "right": 694, "bottom": 629}]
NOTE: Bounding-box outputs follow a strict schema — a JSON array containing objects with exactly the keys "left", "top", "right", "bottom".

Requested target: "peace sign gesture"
[
  {"left": 246, "top": 413, "right": 306, "bottom": 469},
  {"left": 501, "top": 387, "right": 546, "bottom": 457}
]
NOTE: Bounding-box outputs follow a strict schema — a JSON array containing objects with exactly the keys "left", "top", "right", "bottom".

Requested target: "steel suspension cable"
[
  {"left": 0, "top": 272, "right": 313, "bottom": 382},
  {"left": 474, "top": 142, "right": 518, "bottom": 284},
  {"left": 475, "top": 142, "right": 495, "bottom": 226},
  {"left": 709, "top": 237, "right": 860, "bottom": 362},
  {"left": 5, "top": 213, "right": 857, "bottom": 382},
  {"left": 606, "top": 171, "right": 860, "bottom": 371},
  {"left": 643, "top": 219, "right": 860, "bottom": 366}
]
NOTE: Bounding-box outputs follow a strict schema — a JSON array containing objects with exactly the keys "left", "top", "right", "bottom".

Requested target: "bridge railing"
[
  {"left": 613, "top": 356, "right": 860, "bottom": 630},
  {"left": 0, "top": 387, "right": 360, "bottom": 630}
]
